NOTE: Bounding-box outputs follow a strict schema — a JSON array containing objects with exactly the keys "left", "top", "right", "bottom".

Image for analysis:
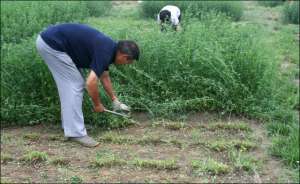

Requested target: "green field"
[{"left": 1, "top": 1, "right": 299, "bottom": 183}]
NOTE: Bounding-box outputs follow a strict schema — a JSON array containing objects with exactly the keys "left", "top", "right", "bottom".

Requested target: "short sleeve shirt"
[{"left": 41, "top": 23, "right": 117, "bottom": 77}]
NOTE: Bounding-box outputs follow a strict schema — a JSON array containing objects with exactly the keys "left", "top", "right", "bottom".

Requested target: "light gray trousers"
[{"left": 36, "top": 35, "right": 87, "bottom": 137}]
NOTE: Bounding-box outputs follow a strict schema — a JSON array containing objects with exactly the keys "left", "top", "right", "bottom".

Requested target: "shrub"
[
  {"left": 257, "top": 1, "right": 285, "bottom": 7},
  {"left": 0, "top": 1, "right": 89, "bottom": 45},
  {"left": 282, "top": 1, "right": 299, "bottom": 24},
  {"left": 85, "top": 1, "right": 112, "bottom": 17},
  {"left": 140, "top": 1, "right": 243, "bottom": 21}
]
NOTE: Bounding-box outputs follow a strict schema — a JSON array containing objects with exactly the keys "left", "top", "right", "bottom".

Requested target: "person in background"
[
  {"left": 157, "top": 5, "right": 181, "bottom": 31},
  {"left": 36, "top": 23, "right": 139, "bottom": 147}
]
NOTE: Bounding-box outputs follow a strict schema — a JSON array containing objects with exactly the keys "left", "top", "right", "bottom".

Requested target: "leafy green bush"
[
  {"left": 282, "top": 1, "right": 299, "bottom": 24},
  {"left": 85, "top": 1, "right": 112, "bottom": 17},
  {"left": 257, "top": 1, "right": 285, "bottom": 7},
  {"left": 0, "top": 1, "right": 89, "bottom": 45},
  {"left": 140, "top": 1, "right": 243, "bottom": 21},
  {"left": 103, "top": 14, "right": 296, "bottom": 122}
]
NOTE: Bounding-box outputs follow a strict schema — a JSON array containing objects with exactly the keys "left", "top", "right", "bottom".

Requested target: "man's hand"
[
  {"left": 112, "top": 99, "right": 131, "bottom": 112},
  {"left": 94, "top": 103, "right": 106, "bottom": 113}
]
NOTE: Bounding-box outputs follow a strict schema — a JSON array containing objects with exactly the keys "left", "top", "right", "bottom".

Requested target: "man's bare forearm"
[
  {"left": 100, "top": 71, "right": 117, "bottom": 101},
  {"left": 86, "top": 70, "right": 102, "bottom": 107}
]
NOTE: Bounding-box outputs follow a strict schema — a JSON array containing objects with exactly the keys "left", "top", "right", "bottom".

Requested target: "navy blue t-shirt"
[{"left": 41, "top": 23, "right": 117, "bottom": 77}]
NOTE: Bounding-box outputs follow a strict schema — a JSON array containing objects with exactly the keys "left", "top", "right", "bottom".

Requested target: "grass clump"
[
  {"left": 229, "top": 150, "right": 260, "bottom": 173},
  {"left": 46, "top": 135, "right": 62, "bottom": 141},
  {"left": 20, "top": 151, "right": 48, "bottom": 164},
  {"left": 138, "top": 135, "right": 166, "bottom": 145},
  {"left": 23, "top": 133, "right": 40, "bottom": 141},
  {"left": 133, "top": 158, "right": 179, "bottom": 170},
  {"left": 164, "top": 121, "right": 187, "bottom": 130},
  {"left": 191, "top": 158, "right": 231, "bottom": 175},
  {"left": 70, "top": 175, "right": 83, "bottom": 184},
  {"left": 99, "top": 132, "right": 135, "bottom": 144},
  {"left": 282, "top": 1, "right": 299, "bottom": 24},
  {"left": 50, "top": 157, "right": 70, "bottom": 167},
  {"left": 208, "top": 140, "right": 256, "bottom": 152},
  {"left": 91, "top": 151, "right": 127, "bottom": 168},
  {"left": 208, "top": 122, "right": 251, "bottom": 131},
  {"left": 1, "top": 153, "right": 13, "bottom": 164},
  {"left": 269, "top": 124, "right": 299, "bottom": 168}
]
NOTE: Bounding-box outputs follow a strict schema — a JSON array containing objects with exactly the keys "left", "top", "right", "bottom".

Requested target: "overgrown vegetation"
[
  {"left": 257, "top": 1, "right": 285, "bottom": 7},
  {"left": 0, "top": 1, "right": 299, "bottom": 178},
  {"left": 140, "top": 1, "right": 244, "bottom": 21},
  {"left": 282, "top": 1, "right": 299, "bottom": 24},
  {"left": 0, "top": 1, "right": 112, "bottom": 45}
]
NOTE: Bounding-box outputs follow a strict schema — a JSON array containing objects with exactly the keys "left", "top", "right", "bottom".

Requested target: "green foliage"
[
  {"left": 85, "top": 1, "right": 112, "bottom": 17},
  {"left": 70, "top": 176, "right": 83, "bottom": 184},
  {"left": 257, "top": 1, "right": 285, "bottom": 7},
  {"left": 0, "top": 1, "right": 89, "bottom": 45},
  {"left": 282, "top": 1, "right": 299, "bottom": 24},
  {"left": 0, "top": 37, "right": 132, "bottom": 128},
  {"left": 91, "top": 150, "right": 127, "bottom": 168},
  {"left": 20, "top": 151, "right": 48, "bottom": 164},
  {"left": 229, "top": 150, "right": 261, "bottom": 173},
  {"left": 270, "top": 122, "right": 299, "bottom": 168},
  {"left": 140, "top": 1, "right": 243, "bottom": 21},
  {"left": 191, "top": 158, "right": 231, "bottom": 175},
  {"left": 133, "top": 158, "right": 179, "bottom": 170}
]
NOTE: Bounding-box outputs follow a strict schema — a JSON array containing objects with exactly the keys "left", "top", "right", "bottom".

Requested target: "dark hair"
[
  {"left": 159, "top": 10, "right": 171, "bottom": 23},
  {"left": 117, "top": 40, "right": 140, "bottom": 61}
]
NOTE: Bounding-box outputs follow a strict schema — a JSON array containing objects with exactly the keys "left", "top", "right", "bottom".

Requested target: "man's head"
[
  {"left": 159, "top": 10, "right": 171, "bottom": 24},
  {"left": 114, "top": 40, "right": 140, "bottom": 65}
]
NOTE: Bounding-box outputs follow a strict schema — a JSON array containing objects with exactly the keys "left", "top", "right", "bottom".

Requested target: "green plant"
[
  {"left": 20, "top": 151, "right": 48, "bottom": 164},
  {"left": 282, "top": 1, "right": 299, "bottom": 24},
  {"left": 140, "top": 1, "right": 243, "bottom": 21},
  {"left": 0, "top": 1, "right": 89, "bottom": 45},
  {"left": 85, "top": 1, "right": 112, "bottom": 17},
  {"left": 191, "top": 158, "right": 231, "bottom": 175},
  {"left": 207, "top": 122, "right": 251, "bottom": 131},
  {"left": 91, "top": 151, "right": 127, "bottom": 168},
  {"left": 269, "top": 123, "right": 299, "bottom": 168},
  {"left": 257, "top": 1, "right": 285, "bottom": 7},
  {"left": 133, "top": 158, "right": 179, "bottom": 170},
  {"left": 229, "top": 150, "right": 260, "bottom": 173},
  {"left": 70, "top": 175, "right": 83, "bottom": 184}
]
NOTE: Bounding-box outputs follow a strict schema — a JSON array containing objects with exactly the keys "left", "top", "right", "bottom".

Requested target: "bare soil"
[{"left": 1, "top": 113, "right": 296, "bottom": 183}]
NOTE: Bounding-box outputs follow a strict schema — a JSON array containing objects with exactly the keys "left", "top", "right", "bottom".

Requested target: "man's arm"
[
  {"left": 100, "top": 71, "right": 117, "bottom": 101},
  {"left": 86, "top": 70, "right": 105, "bottom": 112},
  {"left": 100, "top": 71, "right": 131, "bottom": 112}
]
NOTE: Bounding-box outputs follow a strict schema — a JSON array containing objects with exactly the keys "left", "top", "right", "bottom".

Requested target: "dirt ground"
[{"left": 1, "top": 112, "right": 297, "bottom": 183}]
